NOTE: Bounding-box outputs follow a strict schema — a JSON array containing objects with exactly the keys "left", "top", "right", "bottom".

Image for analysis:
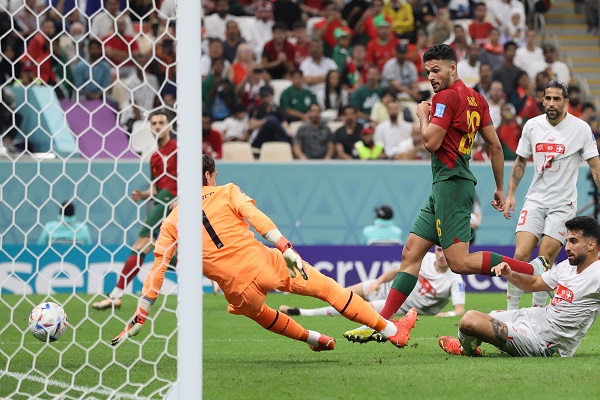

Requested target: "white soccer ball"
[{"left": 28, "top": 302, "right": 68, "bottom": 342}]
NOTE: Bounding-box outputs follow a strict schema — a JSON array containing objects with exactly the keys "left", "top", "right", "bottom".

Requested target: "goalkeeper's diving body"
[{"left": 111, "top": 155, "right": 418, "bottom": 350}]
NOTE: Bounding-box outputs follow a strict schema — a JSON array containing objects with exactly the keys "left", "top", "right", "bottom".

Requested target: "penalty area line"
[{"left": 0, "top": 370, "right": 146, "bottom": 400}]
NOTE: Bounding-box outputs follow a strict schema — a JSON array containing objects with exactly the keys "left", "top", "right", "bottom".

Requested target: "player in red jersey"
[
  {"left": 344, "top": 44, "right": 551, "bottom": 343},
  {"left": 93, "top": 109, "right": 178, "bottom": 310}
]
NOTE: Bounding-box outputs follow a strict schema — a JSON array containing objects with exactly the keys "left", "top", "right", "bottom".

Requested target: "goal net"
[{"left": 0, "top": 2, "right": 197, "bottom": 398}]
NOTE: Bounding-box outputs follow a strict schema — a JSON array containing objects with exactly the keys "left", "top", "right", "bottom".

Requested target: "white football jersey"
[
  {"left": 516, "top": 113, "right": 598, "bottom": 209},
  {"left": 400, "top": 252, "right": 466, "bottom": 315},
  {"left": 531, "top": 260, "right": 600, "bottom": 357}
]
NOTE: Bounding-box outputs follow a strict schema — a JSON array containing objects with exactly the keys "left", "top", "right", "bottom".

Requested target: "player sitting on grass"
[
  {"left": 281, "top": 246, "right": 465, "bottom": 343},
  {"left": 439, "top": 216, "right": 600, "bottom": 357},
  {"left": 111, "top": 155, "right": 419, "bottom": 351}
]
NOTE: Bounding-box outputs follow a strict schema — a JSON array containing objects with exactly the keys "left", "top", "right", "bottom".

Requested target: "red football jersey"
[{"left": 151, "top": 138, "right": 178, "bottom": 196}]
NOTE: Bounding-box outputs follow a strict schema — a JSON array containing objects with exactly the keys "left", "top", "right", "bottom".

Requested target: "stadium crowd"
[{"left": 0, "top": 0, "right": 598, "bottom": 159}]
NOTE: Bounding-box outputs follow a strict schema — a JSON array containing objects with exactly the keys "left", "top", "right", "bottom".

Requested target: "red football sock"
[
  {"left": 481, "top": 252, "right": 534, "bottom": 276},
  {"left": 380, "top": 288, "right": 409, "bottom": 320},
  {"left": 116, "top": 253, "right": 146, "bottom": 290}
]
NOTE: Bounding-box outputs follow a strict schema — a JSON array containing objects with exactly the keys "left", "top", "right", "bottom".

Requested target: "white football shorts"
[
  {"left": 514, "top": 201, "right": 576, "bottom": 243},
  {"left": 489, "top": 309, "right": 554, "bottom": 357}
]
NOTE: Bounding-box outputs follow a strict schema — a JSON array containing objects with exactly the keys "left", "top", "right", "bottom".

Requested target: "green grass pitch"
[{"left": 2, "top": 292, "right": 600, "bottom": 399}]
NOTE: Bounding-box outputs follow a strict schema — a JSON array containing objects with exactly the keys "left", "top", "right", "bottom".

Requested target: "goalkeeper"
[{"left": 111, "top": 155, "right": 418, "bottom": 351}]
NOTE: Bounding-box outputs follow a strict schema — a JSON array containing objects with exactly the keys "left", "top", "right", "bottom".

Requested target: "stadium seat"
[
  {"left": 130, "top": 120, "right": 157, "bottom": 157},
  {"left": 327, "top": 120, "right": 344, "bottom": 133},
  {"left": 211, "top": 120, "right": 226, "bottom": 134},
  {"left": 321, "top": 109, "right": 338, "bottom": 124},
  {"left": 287, "top": 120, "right": 304, "bottom": 137},
  {"left": 270, "top": 79, "right": 293, "bottom": 106},
  {"left": 417, "top": 81, "right": 434, "bottom": 102},
  {"left": 259, "top": 142, "right": 294, "bottom": 162},
  {"left": 222, "top": 141, "right": 255, "bottom": 161}
]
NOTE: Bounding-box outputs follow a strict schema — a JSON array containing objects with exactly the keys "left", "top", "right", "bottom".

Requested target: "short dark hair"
[
  {"left": 565, "top": 216, "right": 600, "bottom": 246},
  {"left": 292, "top": 21, "right": 306, "bottom": 30},
  {"left": 503, "top": 40, "right": 518, "bottom": 51},
  {"left": 545, "top": 80, "right": 568, "bottom": 98},
  {"left": 582, "top": 102, "right": 596, "bottom": 112},
  {"left": 203, "top": 154, "right": 216, "bottom": 186},
  {"left": 475, "top": 2, "right": 486, "bottom": 8},
  {"left": 273, "top": 21, "right": 287, "bottom": 32},
  {"left": 380, "top": 87, "right": 397, "bottom": 99},
  {"left": 342, "top": 104, "right": 356, "bottom": 114},
  {"left": 422, "top": 44, "right": 457, "bottom": 63},
  {"left": 88, "top": 39, "right": 102, "bottom": 49},
  {"left": 291, "top": 69, "right": 303, "bottom": 77},
  {"left": 149, "top": 108, "right": 171, "bottom": 121},
  {"left": 61, "top": 201, "right": 75, "bottom": 217}
]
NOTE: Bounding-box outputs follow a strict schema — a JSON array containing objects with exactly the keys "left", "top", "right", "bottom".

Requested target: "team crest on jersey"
[
  {"left": 417, "top": 276, "right": 436, "bottom": 297},
  {"left": 551, "top": 283, "right": 574, "bottom": 306},
  {"left": 434, "top": 103, "right": 446, "bottom": 118}
]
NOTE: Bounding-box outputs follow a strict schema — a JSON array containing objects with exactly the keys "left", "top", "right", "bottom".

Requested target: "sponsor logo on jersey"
[
  {"left": 551, "top": 283, "right": 574, "bottom": 306},
  {"left": 434, "top": 103, "right": 446, "bottom": 118},
  {"left": 536, "top": 143, "right": 565, "bottom": 154}
]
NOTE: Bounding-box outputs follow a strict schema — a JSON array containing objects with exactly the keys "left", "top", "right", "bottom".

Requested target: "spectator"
[
  {"left": 293, "top": 103, "right": 335, "bottom": 160},
  {"left": 496, "top": 102, "right": 521, "bottom": 160},
  {"left": 237, "top": 66, "right": 268, "bottom": 107},
  {"left": 381, "top": 43, "right": 421, "bottom": 102},
  {"left": 411, "top": 0, "right": 437, "bottom": 32},
  {"left": 13, "top": 59, "right": 41, "bottom": 87},
  {"left": 202, "top": 112, "right": 223, "bottom": 159},
  {"left": 279, "top": 69, "right": 317, "bottom": 122},
  {"left": 479, "top": 28, "right": 504, "bottom": 72},
  {"left": 383, "top": 0, "right": 414, "bottom": 40},
  {"left": 58, "top": 21, "right": 86, "bottom": 66},
  {"left": 406, "top": 28, "right": 430, "bottom": 81},
  {"left": 249, "top": 1, "right": 274, "bottom": 61},
  {"left": 91, "top": 0, "right": 134, "bottom": 40},
  {"left": 85, "top": 0, "right": 127, "bottom": 17},
  {"left": 530, "top": 44, "right": 571, "bottom": 85},
  {"left": 351, "top": 65, "right": 382, "bottom": 121},
  {"left": 394, "top": 119, "right": 428, "bottom": 160},
  {"left": 581, "top": 103, "right": 599, "bottom": 151},
  {"left": 334, "top": 105, "right": 363, "bottom": 159},
  {"left": 228, "top": 43, "right": 255, "bottom": 87},
  {"left": 426, "top": 6, "right": 453, "bottom": 44},
  {"left": 535, "top": 69, "right": 551, "bottom": 89},
  {"left": 319, "top": 69, "right": 348, "bottom": 114},
  {"left": 248, "top": 85, "right": 291, "bottom": 152},
  {"left": 457, "top": 44, "right": 482, "bottom": 88},
  {"left": 103, "top": 16, "right": 140, "bottom": 75},
  {"left": 567, "top": 85, "right": 583, "bottom": 118},
  {"left": 26, "top": 18, "right": 57, "bottom": 85},
  {"left": 119, "top": 52, "right": 160, "bottom": 133},
  {"left": 585, "top": 0, "right": 599, "bottom": 35},
  {"left": 508, "top": 71, "right": 539, "bottom": 123},
  {"left": 73, "top": 39, "right": 112, "bottom": 101},
  {"left": 38, "top": 201, "right": 92, "bottom": 246},
  {"left": 154, "top": 24, "right": 177, "bottom": 83},
  {"left": 354, "top": 124, "right": 384, "bottom": 160},
  {"left": 223, "top": 20, "right": 245, "bottom": 64},
  {"left": 354, "top": 0, "right": 391, "bottom": 43},
  {"left": 533, "top": 85, "right": 545, "bottom": 114},
  {"left": 203, "top": 0, "right": 233, "bottom": 41},
  {"left": 373, "top": 101, "right": 415, "bottom": 159},
  {"left": 332, "top": 26, "right": 353, "bottom": 72},
  {"left": 313, "top": 1, "right": 348, "bottom": 56},
  {"left": 468, "top": 2, "right": 494, "bottom": 46},
  {"left": 46, "top": 0, "right": 86, "bottom": 31},
  {"left": 370, "top": 87, "right": 413, "bottom": 126},
  {"left": 492, "top": 41, "right": 523, "bottom": 98},
  {"left": 340, "top": 0, "right": 370, "bottom": 30},
  {"left": 487, "top": 0, "right": 525, "bottom": 32},
  {"left": 51, "top": 37, "right": 76, "bottom": 99},
  {"left": 488, "top": 80, "right": 505, "bottom": 128},
  {"left": 0, "top": 40, "right": 16, "bottom": 86},
  {"left": 362, "top": 205, "right": 403, "bottom": 245},
  {"left": 291, "top": 21, "right": 310, "bottom": 68},
  {"left": 0, "top": 86, "right": 26, "bottom": 153},
  {"left": 158, "top": 0, "right": 176, "bottom": 23},
  {"left": 202, "top": 58, "right": 235, "bottom": 121},
  {"left": 273, "top": 0, "right": 302, "bottom": 31},
  {"left": 261, "top": 22, "right": 295, "bottom": 80},
  {"left": 299, "top": 37, "right": 337, "bottom": 104},
  {"left": 501, "top": 10, "right": 526, "bottom": 47},
  {"left": 473, "top": 62, "right": 494, "bottom": 100},
  {"left": 514, "top": 29, "right": 544, "bottom": 79},
  {"left": 366, "top": 15, "right": 398, "bottom": 72},
  {"left": 200, "top": 38, "right": 232, "bottom": 80},
  {"left": 221, "top": 102, "right": 250, "bottom": 142},
  {"left": 14, "top": 0, "right": 41, "bottom": 42},
  {"left": 341, "top": 44, "right": 369, "bottom": 93},
  {"left": 450, "top": 24, "right": 469, "bottom": 62}
]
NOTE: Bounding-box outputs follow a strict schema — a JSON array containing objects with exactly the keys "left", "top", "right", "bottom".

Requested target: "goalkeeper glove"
[
  {"left": 265, "top": 229, "right": 308, "bottom": 280},
  {"left": 110, "top": 297, "right": 153, "bottom": 346}
]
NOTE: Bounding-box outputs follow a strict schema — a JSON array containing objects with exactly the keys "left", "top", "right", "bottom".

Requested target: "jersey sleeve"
[
  {"left": 142, "top": 207, "right": 179, "bottom": 301},
  {"left": 516, "top": 120, "right": 533, "bottom": 158},
  {"left": 581, "top": 123, "right": 599, "bottom": 160},
  {"left": 429, "top": 89, "right": 458, "bottom": 132},
  {"left": 478, "top": 96, "right": 492, "bottom": 128},
  {"left": 450, "top": 276, "right": 466, "bottom": 306},
  {"left": 229, "top": 184, "right": 278, "bottom": 235},
  {"left": 541, "top": 264, "right": 560, "bottom": 290}
]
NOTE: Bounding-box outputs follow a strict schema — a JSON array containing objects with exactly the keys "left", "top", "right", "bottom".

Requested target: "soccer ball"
[{"left": 28, "top": 302, "right": 68, "bottom": 342}]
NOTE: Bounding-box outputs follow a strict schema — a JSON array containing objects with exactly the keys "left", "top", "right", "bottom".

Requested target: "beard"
[
  {"left": 390, "top": 114, "right": 398, "bottom": 122},
  {"left": 568, "top": 252, "right": 586, "bottom": 266}
]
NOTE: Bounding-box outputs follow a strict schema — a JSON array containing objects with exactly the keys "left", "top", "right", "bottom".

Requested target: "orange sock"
[{"left": 253, "top": 304, "right": 309, "bottom": 342}]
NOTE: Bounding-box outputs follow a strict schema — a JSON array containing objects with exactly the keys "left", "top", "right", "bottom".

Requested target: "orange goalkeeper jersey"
[{"left": 142, "top": 183, "right": 278, "bottom": 301}]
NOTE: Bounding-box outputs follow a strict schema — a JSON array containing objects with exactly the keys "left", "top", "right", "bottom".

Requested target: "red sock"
[
  {"left": 116, "top": 253, "right": 146, "bottom": 290},
  {"left": 380, "top": 288, "right": 409, "bottom": 320},
  {"left": 481, "top": 252, "right": 533, "bottom": 276}
]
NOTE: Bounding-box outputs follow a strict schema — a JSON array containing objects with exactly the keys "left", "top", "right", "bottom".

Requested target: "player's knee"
[
  {"left": 458, "top": 310, "right": 479, "bottom": 334},
  {"left": 513, "top": 249, "right": 530, "bottom": 262}
]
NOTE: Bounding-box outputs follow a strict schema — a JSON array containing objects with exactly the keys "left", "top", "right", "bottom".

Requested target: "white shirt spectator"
[
  {"left": 91, "top": 12, "right": 134, "bottom": 39},
  {"left": 300, "top": 56, "right": 337, "bottom": 103},
  {"left": 374, "top": 118, "right": 414, "bottom": 158},
  {"left": 158, "top": 0, "right": 176, "bottom": 21},
  {"left": 204, "top": 11, "right": 234, "bottom": 41},
  {"left": 249, "top": 18, "right": 274, "bottom": 60},
  {"left": 381, "top": 58, "right": 419, "bottom": 90},
  {"left": 529, "top": 60, "right": 571, "bottom": 85},
  {"left": 200, "top": 54, "right": 231, "bottom": 79},
  {"left": 119, "top": 72, "right": 160, "bottom": 125},
  {"left": 487, "top": 0, "right": 525, "bottom": 29},
  {"left": 514, "top": 46, "right": 545, "bottom": 79},
  {"left": 457, "top": 59, "right": 481, "bottom": 87},
  {"left": 222, "top": 115, "right": 249, "bottom": 141},
  {"left": 489, "top": 101, "right": 502, "bottom": 129}
]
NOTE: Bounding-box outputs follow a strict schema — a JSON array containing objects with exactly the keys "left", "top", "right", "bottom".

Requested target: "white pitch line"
[{"left": 0, "top": 371, "right": 147, "bottom": 400}]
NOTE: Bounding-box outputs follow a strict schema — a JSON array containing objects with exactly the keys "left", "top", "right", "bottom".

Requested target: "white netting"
[{"left": 0, "top": 1, "right": 180, "bottom": 398}]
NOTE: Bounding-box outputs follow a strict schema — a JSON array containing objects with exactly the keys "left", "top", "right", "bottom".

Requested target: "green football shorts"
[{"left": 138, "top": 188, "right": 175, "bottom": 239}]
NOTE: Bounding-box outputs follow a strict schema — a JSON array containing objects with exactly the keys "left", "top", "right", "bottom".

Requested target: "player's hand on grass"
[
  {"left": 110, "top": 297, "right": 153, "bottom": 346},
  {"left": 503, "top": 194, "right": 516, "bottom": 220},
  {"left": 282, "top": 248, "right": 309, "bottom": 280},
  {"left": 491, "top": 262, "right": 511, "bottom": 277}
]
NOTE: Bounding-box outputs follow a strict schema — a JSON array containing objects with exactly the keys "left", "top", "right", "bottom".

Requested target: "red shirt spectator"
[
  {"left": 103, "top": 16, "right": 140, "bottom": 67},
  {"left": 26, "top": 19, "right": 57, "bottom": 84},
  {"left": 366, "top": 15, "right": 398, "bottom": 71},
  {"left": 203, "top": 114, "right": 223, "bottom": 159},
  {"left": 469, "top": 21, "right": 494, "bottom": 45},
  {"left": 262, "top": 38, "right": 295, "bottom": 79},
  {"left": 314, "top": 19, "right": 347, "bottom": 50},
  {"left": 364, "top": 14, "right": 393, "bottom": 40}
]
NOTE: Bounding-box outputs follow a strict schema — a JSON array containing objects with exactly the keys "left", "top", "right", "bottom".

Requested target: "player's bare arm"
[
  {"left": 364, "top": 268, "right": 400, "bottom": 296},
  {"left": 479, "top": 123, "right": 505, "bottom": 211},
  {"left": 504, "top": 155, "right": 528, "bottom": 219},
  {"left": 437, "top": 303, "right": 465, "bottom": 317},
  {"left": 418, "top": 102, "right": 447, "bottom": 152},
  {"left": 586, "top": 156, "right": 600, "bottom": 190},
  {"left": 492, "top": 262, "right": 552, "bottom": 292}
]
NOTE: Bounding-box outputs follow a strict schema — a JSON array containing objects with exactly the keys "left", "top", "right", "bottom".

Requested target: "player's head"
[
  {"left": 422, "top": 44, "right": 457, "bottom": 93},
  {"left": 149, "top": 108, "right": 172, "bottom": 139},
  {"left": 543, "top": 80, "right": 569, "bottom": 124},
  {"left": 434, "top": 246, "right": 448, "bottom": 268},
  {"left": 564, "top": 216, "right": 600, "bottom": 265},
  {"left": 61, "top": 201, "right": 75, "bottom": 217},
  {"left": 203, "top": 154, "right": 217, "bottom": 186}
]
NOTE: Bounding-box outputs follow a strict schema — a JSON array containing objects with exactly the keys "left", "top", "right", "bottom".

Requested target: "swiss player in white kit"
[
  {"left": 439, "top": 216, "right": 600, "bottom": 357},
  {"left": 503, "top": 80, "right": 600, "bottom": 310}
]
